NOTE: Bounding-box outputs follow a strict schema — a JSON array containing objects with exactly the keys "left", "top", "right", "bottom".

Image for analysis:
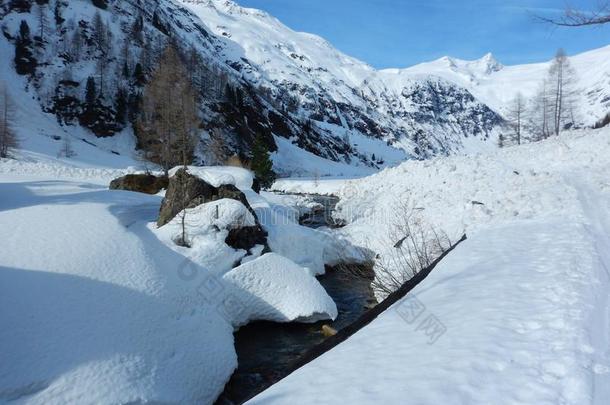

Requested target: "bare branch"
[
  {"left": 337, "top": 197, "right": 453, "bottom": 300},
  {"left": 537, "top": 2, "right": 610, "bottom": 26}
]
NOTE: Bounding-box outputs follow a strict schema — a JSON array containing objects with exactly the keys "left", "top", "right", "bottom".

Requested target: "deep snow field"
[
  {"left": 0, "top": 147, "right": 355, "bottom": 402},
  {"left": 1, "top": 127, "right": 609, "bottom": 404},
  {"left": 262, "top": 128, "right": 610, "bottom": 404}
]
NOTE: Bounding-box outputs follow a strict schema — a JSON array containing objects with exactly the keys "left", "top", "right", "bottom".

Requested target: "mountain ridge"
[{"left": 0, "top": 0, "right": 606, "bottom": 175}]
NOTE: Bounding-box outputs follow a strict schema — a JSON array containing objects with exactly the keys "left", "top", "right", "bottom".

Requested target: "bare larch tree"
[
  {"left": 548, "top": 49, "right": 577, "bottom": 136},
  {"left": 507, "top": 92, "right": 525, "bottom": 145},
  {"left": 0, "top": 84, "right": 18, "bottom": 158},
  {"left": 529, "top": 79, "right": 552, "bottom": 140},
  {"left": 58, "top": 134, "right": 76, "bottom": 158},
  {"left": 137, "top": 44, "right": 199, "bottom": 175}
]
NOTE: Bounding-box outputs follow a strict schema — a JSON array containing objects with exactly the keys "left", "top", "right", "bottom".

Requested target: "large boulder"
[
  {"left": 158, "top": 169, "right": 268, "bottom": 254},
  {"left": 158, "top": 168, "right": 257, "bottom": 226},
  {"left": 109, "top": 174, "right": 168, "bottom": 195}
]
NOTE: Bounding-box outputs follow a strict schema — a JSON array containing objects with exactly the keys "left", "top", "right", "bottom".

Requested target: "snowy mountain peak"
[
  {"left": 474, "top": 52, "right": 503, "bottom": 74},
  {"left": 435, "top": 56, "right": 458, "bottom": 69},
  {"left": 186, "top": 0, "right": 272, "bottom": 19},
  {"left": 419, "top": 52, "right": 503, "bottom": 77}
]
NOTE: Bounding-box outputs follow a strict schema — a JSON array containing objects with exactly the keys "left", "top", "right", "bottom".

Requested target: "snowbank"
[
  {"left": 328, "top": 129, "right": 610, "bottom": 286},
  {"left": 223, "top": 253, "right": 338, "bottom": 326},
  {"left": 0, "top": 180, "right": 237, "bottom": 404},
  {"left": 255, "top": 191, "right": 365, "bottom": 275},
  {"left": 0, "top": 163, "right": 348, "bottom": 403},
  {"left": 271, "top": 136, "right": 377, "bottom": 178},
  {"left": 250, "top": 128, "right": 610, "bottom": 404},
  {"left": 271, "top": 176, "right": 360, "bottom": 196},
  {"left": 251, "top": 216, "right": 610, "bottom": 404},
  {"left": 154, "top": 198, "right": 259, "bottom": 273}
]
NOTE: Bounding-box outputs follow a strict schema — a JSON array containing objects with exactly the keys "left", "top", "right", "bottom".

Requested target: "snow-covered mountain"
[
  {"left": 0, "top": 0, "right": 504, "bottom": 175},
  {"left": 0, "top": 0, "right": 608, "bottom": 174},
  {"left": 179, "top": 0, "right": 503, "bottom": 157},
  {"left": 404, "top": 46, "right": 610, "bottom": 126}
]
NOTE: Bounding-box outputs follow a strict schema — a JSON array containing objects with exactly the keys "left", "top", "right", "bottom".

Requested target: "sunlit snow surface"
[
  {"left": 255, "top": 128, "right": 610, "bottom": 404},
  {"left": 0, "top": 162, "right": 341, "bottom": 403}
]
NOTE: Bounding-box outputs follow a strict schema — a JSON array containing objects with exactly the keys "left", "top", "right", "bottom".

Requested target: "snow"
[
  {"left": 271, "top": 136, "right": 377, "bottom": 178},
  {"left": 154, "top": 198, "right": 258, "bottom": 273},
  {"left": 251, "top": 217, "right": 610, "bottom": 405},
  {"left": 148, "top": 0, "right": 503, "bottom": 163},
  {"left": 1, "top": 0, "right": 609, "bottom": 402},
  {"left": 250, "top": 128, "right": 610, "bottom": 404},
  {"left": 3, "top": 0, "right": 608, "bottom": 178},
  {"left": 264, "top": 221, "right": 349, "bottom": 277},
  {"left": 0, "top": 178, "right": 236, "bottom": 404},
  {"left": 223, "top": 253, "right": 338, "bottom": 326},
  {"left": 0, "top": 160, "right": 343, "bottom": 403},
  {"left": 1, "top": 0, "right": 413, "bottom": 175},
  {"left": 169, "top": 165, "right": 255, "bottom": 190},
  {"left": 326, "top": 129, "right": 610, "bottom": 289},
  {"left": 0, "top": 36, "right": 140, "bottom": 170}
]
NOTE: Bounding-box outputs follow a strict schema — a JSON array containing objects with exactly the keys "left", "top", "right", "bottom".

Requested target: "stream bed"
[{"left": 216, "top": 194, "right": 376, "bottom": 404}]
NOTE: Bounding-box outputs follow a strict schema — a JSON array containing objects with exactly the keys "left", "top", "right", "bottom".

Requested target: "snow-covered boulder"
[
  {"left": 223, "top": 253, "right": 338, "bottom": 326},
  {"left": 158, "top": 168, "right": 259, "bottom": 227},
  {"left": 156, "top": 198, "right": 268, "bottom": 271},
  {"left": 164, "top": 198, "right": 258, "bottom": 233},
  {"left": 174, "top": 166, "right": 255, "bottom": 190}
]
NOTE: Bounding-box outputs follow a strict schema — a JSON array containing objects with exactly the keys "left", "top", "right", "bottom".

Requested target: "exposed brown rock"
[
  {"left": 109, "top": 174, "right": 168, "bottom": 195},
  {"left": 157, "top": 168, "right": 269, "bottom": 253}
]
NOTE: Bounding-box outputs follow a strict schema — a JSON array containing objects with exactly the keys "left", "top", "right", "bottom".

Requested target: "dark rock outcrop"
[
  {"left": 158, "top": 169, "right": 218, "bottom": 227},
  {"left": 109, "top": 174, "right": 169, "bottom": 195},
  {"left": 157, "top": 169, "right": 269, "bottom": 252},
  {"left": 251, "top": 177, "right": 261, "bottom": 194},
  {"left": 157, "top": 168, "right": 257, "bottom": 226},
  {"left": 225, "top": 226, "right": 267, "bottom": 252}
]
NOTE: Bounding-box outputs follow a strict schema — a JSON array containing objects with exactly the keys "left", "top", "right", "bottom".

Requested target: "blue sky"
[{"left": 237, "top": 0, "right": 610, "bottom": 68}]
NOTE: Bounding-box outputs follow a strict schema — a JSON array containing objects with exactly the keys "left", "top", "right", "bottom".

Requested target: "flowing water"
[{"left": 216, "top": 194, "right": 376, "bottom": 404}]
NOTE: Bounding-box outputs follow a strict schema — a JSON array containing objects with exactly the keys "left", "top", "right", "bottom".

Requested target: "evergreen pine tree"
[
  {"left": 234, "top": 87, "right": 244, "bottom": 107},
  {"left": 128, "top": 91, "right": 141, "bottom": 122},
  {"left": 224, "top": 83, "right": 235, "bottom": 104},
  {"left": 85, "top": 77, "right": 96, "bottom": 107},
  {"left": 54, "top": 1, "right": 65, "bottom": 26},
  {"left": 133, "top": 63, "right": 145, "bottom": 86},
  {"left": 115, "top": 87, "right": 127, "bottom": 125},
  {"left": 10, "top": 0, "right": 32, "bottom": 13},
  {"left": 250, "top": 135, "right": 275, "bottom": 188},
  {"left": 14, "top": 20, "right": 37, "bottom": 76},
  {"left": 91, "top": 0, "right": 108, "bottom": 9}
]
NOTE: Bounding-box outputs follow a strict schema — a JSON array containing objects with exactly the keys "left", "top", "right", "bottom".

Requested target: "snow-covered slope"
[
  {"left": 254, "top": 127, "right": 610, "bottom": 404},
  {"left": 403, "top": 46, "right": 610, "bottom": 125},
  {"left": 2, "top": 0, "right": 608, "bottom": 172},
  {"left": 180, "top": 0, "right": 503, "bottom": 158},
  {"left": 0, "top": 0, "right": 506, "bottom": 176}
]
